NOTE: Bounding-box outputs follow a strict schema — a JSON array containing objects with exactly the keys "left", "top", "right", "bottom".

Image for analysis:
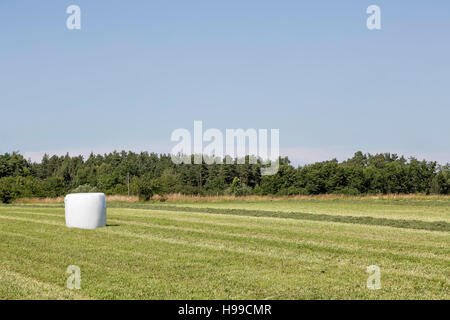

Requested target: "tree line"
[{"left": 0, "top": 151, "right": 448, "bottom": 203}]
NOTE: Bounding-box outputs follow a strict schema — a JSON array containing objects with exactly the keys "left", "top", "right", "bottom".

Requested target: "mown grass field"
[{"left": 0, "top": 198, "right": 449, "bottom": 299}]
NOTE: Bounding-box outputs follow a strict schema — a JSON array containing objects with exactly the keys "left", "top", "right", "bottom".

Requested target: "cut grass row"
[
  {"left": 9, "top": 197, "right": 450, "bottom": 222},
  {"left": 107, "top": 204, "right": 450, "bottom": 232},
  {"left": 5, "top": 200, "right": 450, "bottom": 231},
  {"left": 166, "top": 199, "right": 450, "bottom": 222}
]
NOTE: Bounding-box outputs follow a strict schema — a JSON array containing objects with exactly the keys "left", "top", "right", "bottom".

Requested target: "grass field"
[{"left": 0, "top": 198, "right": 449, "bottom": 299}]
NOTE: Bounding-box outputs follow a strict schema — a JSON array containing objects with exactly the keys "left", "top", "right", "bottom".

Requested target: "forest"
[{"left": 0, "top": 151, "right": 448, "bottom": 203}]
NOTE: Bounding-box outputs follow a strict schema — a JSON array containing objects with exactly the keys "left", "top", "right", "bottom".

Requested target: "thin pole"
[{"left": 127, "top": 172, "right": 130, "bottom": 196}]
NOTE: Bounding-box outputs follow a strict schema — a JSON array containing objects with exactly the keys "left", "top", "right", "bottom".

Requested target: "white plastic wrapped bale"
[{"left": 65, "top": 193, "right": 107, "bottom": 229}]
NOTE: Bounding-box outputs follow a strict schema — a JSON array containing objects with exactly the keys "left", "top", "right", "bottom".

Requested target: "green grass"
[
  {"left": 0, "top": 199, "right": 449, "bottom": 299},
  {"left": 165, "top": 198, "right": 450, "bottom": 222}
]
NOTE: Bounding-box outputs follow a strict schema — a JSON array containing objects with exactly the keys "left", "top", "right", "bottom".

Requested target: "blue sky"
[{"left": 1, "top": 1, "right": 449, "bottom": 164}]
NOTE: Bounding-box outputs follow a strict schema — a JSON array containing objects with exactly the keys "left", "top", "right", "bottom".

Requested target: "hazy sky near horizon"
[{"left": 1, "top": 1, "right": 449, "bottom": 165}]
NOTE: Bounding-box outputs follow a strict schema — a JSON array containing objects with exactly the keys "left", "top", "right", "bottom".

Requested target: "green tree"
[{"left": 137, "top": 175, "right": 162, "bottom": 201}]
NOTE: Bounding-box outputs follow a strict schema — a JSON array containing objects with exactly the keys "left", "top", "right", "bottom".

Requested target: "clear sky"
[{"left": 1, "top": 1, "right": 449, "bottom": 165}]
